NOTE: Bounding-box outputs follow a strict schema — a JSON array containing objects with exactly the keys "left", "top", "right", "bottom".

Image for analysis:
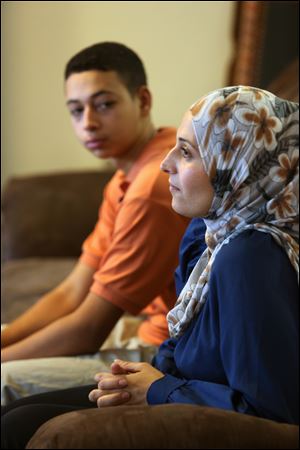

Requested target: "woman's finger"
[
  {"left": 97, "top": 391, "right": 130, "bottom": 407},
  {"left": 98, "top": 376, "right": 127, "bottom": 390},
  {"left": 88, "top": 388, "right": 101, "bottom": 403}
]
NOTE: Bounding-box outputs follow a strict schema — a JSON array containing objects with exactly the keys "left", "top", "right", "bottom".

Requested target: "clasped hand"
[{"left": 88, "top": 359, "right": 164, "bottom": 407}]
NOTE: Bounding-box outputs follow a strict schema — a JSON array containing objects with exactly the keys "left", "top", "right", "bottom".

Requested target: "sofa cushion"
[
  {"left": 26, "top": 404, "right": 299, "bottom": 449},
  {"left": 1, "top": 258, "right": 76, "bottom": 323}
]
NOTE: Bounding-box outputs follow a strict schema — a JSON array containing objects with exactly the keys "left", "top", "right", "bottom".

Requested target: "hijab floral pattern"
[{"left": 168, "top": 86, "right": 299, "bottom": 339}]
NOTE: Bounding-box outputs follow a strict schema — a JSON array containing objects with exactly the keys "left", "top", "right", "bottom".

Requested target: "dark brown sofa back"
[{"left": 1, "top": 170, "right": 114, "bottom": 262}]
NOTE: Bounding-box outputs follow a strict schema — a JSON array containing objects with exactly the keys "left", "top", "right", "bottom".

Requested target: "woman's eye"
[{"left": 181, "top": 147, "right": 191, "bottom": 158}]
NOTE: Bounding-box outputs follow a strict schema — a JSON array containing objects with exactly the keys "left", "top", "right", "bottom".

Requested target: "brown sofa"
[
  {"left": 2, "top": 170, "right": 299, "bottom": 449},
  {"left": 1, "top": 169, "right": 114, "bottom": 322},
  {"left": 26, "top": 404, "right": 299, "bottom": 449}
]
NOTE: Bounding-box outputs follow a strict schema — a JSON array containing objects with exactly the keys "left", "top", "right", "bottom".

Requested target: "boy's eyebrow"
[{"left": 66, "top": 90, "right": 114, "bottom": 105}]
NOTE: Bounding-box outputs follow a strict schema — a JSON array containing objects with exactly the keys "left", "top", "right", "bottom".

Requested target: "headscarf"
[{"left": 168, "top": 86, "right": 299, "bottom": 339}]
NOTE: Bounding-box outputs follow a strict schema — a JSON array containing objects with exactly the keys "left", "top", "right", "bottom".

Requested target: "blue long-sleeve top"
[
  {"left": 148, "top": 230, "right": 299, "bottom": 425},
  {"left": 174, "top": 218, "right": 207, "bottom": 296}
]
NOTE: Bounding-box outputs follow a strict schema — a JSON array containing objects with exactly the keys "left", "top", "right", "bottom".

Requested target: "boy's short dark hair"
[{"left": 64, "top": 42, "right": 147, "bottom": 95}]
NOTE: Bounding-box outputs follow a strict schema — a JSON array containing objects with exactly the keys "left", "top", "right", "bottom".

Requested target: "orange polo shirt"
[{"left": 79, "top": 128, "right": 189, "bottom": 345}]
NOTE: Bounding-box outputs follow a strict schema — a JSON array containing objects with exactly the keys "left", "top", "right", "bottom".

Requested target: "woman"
[
  {"left": 89, "top": 86, "right": 299, "bottom": 421},
  {"left": 2, "top": 86, "right": 299, "bottom": 448}
]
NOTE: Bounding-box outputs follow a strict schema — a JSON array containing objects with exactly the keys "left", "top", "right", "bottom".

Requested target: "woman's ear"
[{"left": 137, "top": 86, "right": 152, "bottom": 116}]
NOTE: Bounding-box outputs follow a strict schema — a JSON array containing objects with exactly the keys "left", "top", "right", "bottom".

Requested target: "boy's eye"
[
  {"left": 95, "top": 101, "right": 115, "bottom": 111},
  {"left": 70, "top": 108, "right": 83, "bottom": 118},
  {"left": 68, "top": 101, "right": 116, "bottom": 119}
]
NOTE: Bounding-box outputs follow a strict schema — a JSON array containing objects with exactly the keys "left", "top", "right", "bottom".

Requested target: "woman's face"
[{"left": 161, "top": 111, "right": 214, "bottom": 218}]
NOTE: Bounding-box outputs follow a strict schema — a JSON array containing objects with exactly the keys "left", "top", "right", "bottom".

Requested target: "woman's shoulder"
[
  {"left": 220, "top": 228, "right": 277, "bottom": 253},
  {"left": 210, "top": 229, "right": 298, "bottom": 313},
  {"left": 213, "top": 229, "right": 290, "bottom": 275}
]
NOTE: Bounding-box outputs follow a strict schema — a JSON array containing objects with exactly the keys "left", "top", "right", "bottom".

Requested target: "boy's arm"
[
  {"left": 1, "top": 262, "right": 95, "bottom": 349},
  {"left": 1, "top": 291, "right": 123, "bottom": 361}
]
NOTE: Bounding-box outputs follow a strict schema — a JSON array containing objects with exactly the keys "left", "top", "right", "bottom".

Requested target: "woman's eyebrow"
[
  {"left": 178, "top": 137, "right": 196, "bottom": 149},
  {"left": 178, "top": 137, "right": 190, "bottom": 144}
]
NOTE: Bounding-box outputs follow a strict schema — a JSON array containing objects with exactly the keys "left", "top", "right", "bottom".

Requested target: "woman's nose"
[
  {"left": 160, "top": 148, "right": 175, "bottom": 173},
  {"left": 160, "top": 157, "right": 170, "bottom": 173}
]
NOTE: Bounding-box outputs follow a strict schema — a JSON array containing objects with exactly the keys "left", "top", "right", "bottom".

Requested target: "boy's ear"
[{"left": 137, "top": 86, "right": 152, "bottom": 116}]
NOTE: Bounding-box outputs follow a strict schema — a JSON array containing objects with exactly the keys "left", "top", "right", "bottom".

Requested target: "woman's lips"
[{"left": 169, "top": 183, "right": 180, "bottom": 192}]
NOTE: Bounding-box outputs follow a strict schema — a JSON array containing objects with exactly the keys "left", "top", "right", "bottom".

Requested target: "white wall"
[{"left": 1, "top": 1, "right": 235, "bottom": 185}]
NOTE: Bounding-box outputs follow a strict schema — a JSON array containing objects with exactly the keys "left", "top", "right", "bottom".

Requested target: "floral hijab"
[{"left": 168, "top": 86, "right": 299, "bottom": 339}]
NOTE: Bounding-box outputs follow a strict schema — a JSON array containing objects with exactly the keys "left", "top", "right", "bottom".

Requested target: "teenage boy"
[{"left": 1, "top": 42, "right": 189, "bottom": 403}]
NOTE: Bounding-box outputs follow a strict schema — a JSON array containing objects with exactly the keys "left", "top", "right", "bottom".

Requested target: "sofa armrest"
[
  {"left": 1, "top": 170, "right": 114, "bottom": 262},
  {"left": 26, "top": 404, "right": 299, "bottom": 449}
]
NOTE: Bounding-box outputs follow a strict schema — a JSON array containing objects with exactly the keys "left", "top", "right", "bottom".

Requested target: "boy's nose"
[{"left": 83, "top": 107, "right": 99, "bottom": 130}]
